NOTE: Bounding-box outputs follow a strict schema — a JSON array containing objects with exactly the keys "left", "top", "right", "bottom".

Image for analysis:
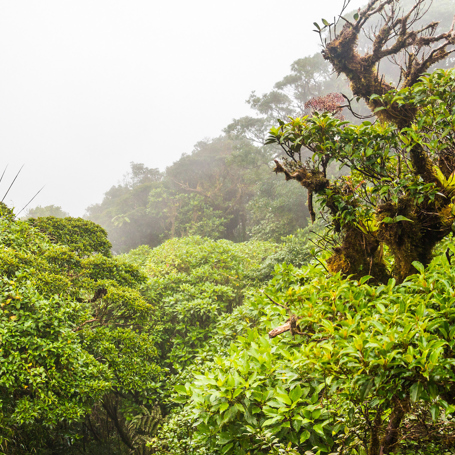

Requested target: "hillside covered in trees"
[
  {"left": 81, "top": 0, "right": 454, "bottom": 255},
  {"left": 3, "top": 0, "right": 455, "bottom": 454}
]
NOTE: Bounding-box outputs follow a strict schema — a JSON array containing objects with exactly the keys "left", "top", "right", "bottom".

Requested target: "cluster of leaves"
[
  {"left": 0, "top": 207, "right": 162, "bottom": 454},
  {"left": 27, "top": 216, "right": 112, "bottom": 257},
  {"left": 224, "top": 0, "right": 455, "bottom": 151},
  {"left": 123, "top": 236, "right": 278, "bottom": 375},
  {"left": 179, "top": 236, "right": 455, "bottom": 454}
]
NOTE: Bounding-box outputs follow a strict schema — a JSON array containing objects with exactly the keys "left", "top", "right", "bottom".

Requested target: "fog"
[{"left": 0, "top": 0, "right": 366, "bottom": 216}]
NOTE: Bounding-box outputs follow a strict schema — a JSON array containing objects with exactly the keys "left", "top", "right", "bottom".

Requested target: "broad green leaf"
[
  {"left": 410, "top": 382, "right": 423, "bottom": 403},
  {"left": 360, "top": 275, "right": 373, "bottom": 285},
  {"left": 313, "top": 424, "right": 325, "bottom": 436},
  {"left": 412, "top": 261, "right": 425, "bottom": 274},
  {"left": 263, "top": 416, "right": 284, "bottom": 426},
  {"left": 221, "top": 442, "right": 234, "bottom": 454},
  {"left": 430, "top": 403, "right": 439, "bottom": 422},
  {"left": 290, "top": 385, "right": 303, "bottom": 402},
  {"left": 219, "top": 402, "right": 229, "bottom": 412},
  {"left": 300, "top": 430, "right": 311, "bottom": 443},
  {"left": 276, "top": 393, "right": 292, "bottom": 406}
]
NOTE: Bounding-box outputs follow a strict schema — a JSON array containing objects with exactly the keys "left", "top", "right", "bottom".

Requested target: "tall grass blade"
[
  {"left": 2, "top": 165, "right": 24, "bottom": 203},
  {"left": 16, "top": 185, "right": 45, "bottom": 217}
]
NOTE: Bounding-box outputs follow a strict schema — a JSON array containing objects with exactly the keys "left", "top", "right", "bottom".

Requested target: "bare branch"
[
  {"left": 263, "top": 292, "right": 289, "bottom": 310},
  {"left": 322, "top": 0, "right": 455, "bottom": 127},
  {"left": 268, "top": 321, "right": 292, "bottom": 338}
]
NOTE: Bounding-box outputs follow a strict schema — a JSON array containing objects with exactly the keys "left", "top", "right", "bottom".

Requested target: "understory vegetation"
[{"left": 3, "top": 0, "right": 455, "bottom": 454}]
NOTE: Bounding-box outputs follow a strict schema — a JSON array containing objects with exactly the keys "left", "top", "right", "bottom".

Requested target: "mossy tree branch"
[
  {"left": 267, "top": 67, "right": 455, "bottom": 283},
  {"left": 321, "top": 0, "right": 455, "bottom": 130}
]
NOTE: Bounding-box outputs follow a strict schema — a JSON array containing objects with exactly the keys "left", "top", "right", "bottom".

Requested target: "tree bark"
[
  {"left": 268, "top": 321, "right": 292, "bottom": 338},
  {"left": 379, "top": 398, "right": 408, "bottom": 454}
]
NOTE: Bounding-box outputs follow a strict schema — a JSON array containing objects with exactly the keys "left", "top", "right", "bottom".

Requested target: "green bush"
[
  {"left": 182, "top": 237, "right": 455, "bottom": 454},
  {"left": 123, "top": 236, "right": 277, "bottom": 374},
  {"left": 0, "top": 213, "right": 109, "bottom": 452},
  {"left": 27, "top": 216, "right": 112, "bottom": 257},
  {"left": 0, "top": 211, "right": 162, "bottom": 454}
]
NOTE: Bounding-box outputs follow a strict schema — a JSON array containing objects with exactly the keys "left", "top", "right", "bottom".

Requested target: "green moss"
[{"left": 327, "top": 227, "right": 390, "bottom": 283}]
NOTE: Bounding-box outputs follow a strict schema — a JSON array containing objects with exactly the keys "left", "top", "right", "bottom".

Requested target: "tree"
[
  {"left": 225, "top": 52, "right": 348, "bottom": 145},
  {"left": 0, "top": 205, "right": 109, "bottom": 452},
  {"left": 148, "top": 137, "right": 247, "bottom": 242},
  {"left": 23, "top": 204, "right": 69, "bottom": 219},
  {"left": 268, "top": 0, "right": 455, "bottom": 284},
  {"left": 86, "top": 162, "right": 163, "bottom": 253},
  {"left": 147, "top": 136, "right": 311, "bottom": 244},
  {"left": 87, "top": 139, "right": 311, "bottom": 253},
  {"left": 0, "top": 205, "right": 163, "bottom": 454},
  {"left": 321, "top": 0, "right": 455, "bottom": 125}
]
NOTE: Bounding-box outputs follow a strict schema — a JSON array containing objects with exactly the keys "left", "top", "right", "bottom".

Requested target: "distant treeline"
[
  {"left": 83, "top": 52, "right": 342, "bottom": 252},
  {"left": 25, "top": 0, "right": 454, "bottom": 254},
  {"left": 82, "top": 0, "right": 454, "bottom": 253}
]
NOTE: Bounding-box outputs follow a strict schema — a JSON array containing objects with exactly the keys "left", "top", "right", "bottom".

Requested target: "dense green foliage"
[
  {"left": 2, "top": 206, "right": 303, "bottom": 454},
  {"left": 7, "top": 192, "right": 455, "bottom": 454},
  {"left": 27, "top": 216, "right": 112, "bottom": 257},
  {"left": 4, "top": 1, "right": 455, "bottom": 454},
  {"left": 0, "top": 205, "right": 164, "bottom": 454},
  {"left": 179, "top": 239, "right": 455, "bottom": 454},
  {"left": 0, "top": 207, "right": 109, "bottom": 451},
  {"left": 124, "top": 236, "right": 277, "bottom": 373}
]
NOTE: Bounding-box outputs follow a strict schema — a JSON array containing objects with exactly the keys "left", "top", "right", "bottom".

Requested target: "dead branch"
[
  {"left": 269, "top": 321, "right": 293, "bottom": 338},
  {"left": 263, "top": 292, "right": 289, "bottom": 310},
  {"left": 269, "top": 314, "right": 306, "bottom": 338}
]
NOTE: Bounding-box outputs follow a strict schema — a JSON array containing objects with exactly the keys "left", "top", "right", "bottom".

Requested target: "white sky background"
[{"left": 0, "top": 0, "right": 367, "bottom": 216}]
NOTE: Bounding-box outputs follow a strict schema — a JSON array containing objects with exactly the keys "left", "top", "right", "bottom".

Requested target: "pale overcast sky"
[{"left": 0, "top": 0, "right": 367, "bottom": 216}]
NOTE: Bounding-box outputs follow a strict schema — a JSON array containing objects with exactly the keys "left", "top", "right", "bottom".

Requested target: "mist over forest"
[
  {"left": 2, "top": 0, "right": 455, "bottom": 454},
  {"left": 25, "top": 0, "right": 455, "bottom": 254}
]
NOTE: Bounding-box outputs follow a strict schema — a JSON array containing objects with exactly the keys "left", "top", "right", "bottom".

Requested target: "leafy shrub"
[
  {"left": 123, "top": 236, "right": 277, "bottom": 374},
  {"left": 181, "top": 238, "right": 455, "bottom": 454},
  {"left": 0, "top": 211, "right": 162, "bottom": 454},
  {"left": 0, "top": 213, "right": 109, "bottom": 452},
  {"left": 27, "top": 216, "right": 112, "bottom": 257}
]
